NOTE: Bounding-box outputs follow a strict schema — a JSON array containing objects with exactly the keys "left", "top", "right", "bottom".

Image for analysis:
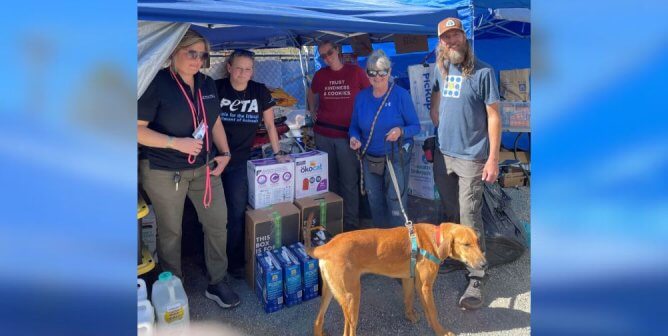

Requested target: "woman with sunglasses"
[
  {"left": 215, "top": 49, "right": 286, "bottom": 280},
  {"left": 307, "top": 41, "right": 370, "bottom": 232},
  {"left": 138, "top": 29, "right": 240, "bottom": 309},
  {"left": 349, "top": 50, "right": 420, "bottom": 228}
]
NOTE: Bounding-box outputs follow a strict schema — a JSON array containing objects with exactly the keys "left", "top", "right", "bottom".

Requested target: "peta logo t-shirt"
[{"left": 216, "top": 77, "right": 276, "bottom": 166}]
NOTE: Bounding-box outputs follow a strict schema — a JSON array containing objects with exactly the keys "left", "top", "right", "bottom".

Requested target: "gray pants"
[
  {"left": 315, "top": 133, "right": 360, "bottom": 230},
  {"left": 139, "top": 160, "right": 229, "bottom": 285},
  {"left": 433, "top": 151, "right": 486, "bottom": 279}
]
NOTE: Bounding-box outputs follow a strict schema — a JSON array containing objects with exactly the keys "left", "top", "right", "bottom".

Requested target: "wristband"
[{"left": 166, "top": 136, "right": 175, "bottom": 149}]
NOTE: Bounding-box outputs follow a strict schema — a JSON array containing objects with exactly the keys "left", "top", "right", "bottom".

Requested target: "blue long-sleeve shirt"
[{"left": 349, "top": 85, "right": 420, "bottom": 157}]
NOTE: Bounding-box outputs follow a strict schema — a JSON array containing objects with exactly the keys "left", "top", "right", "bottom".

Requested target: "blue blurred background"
[
  {"left": 1, "top": 0, "right": 667, "bottom": 334},
  {"left": 0, "top": 1, "right": 137, "bottom": 335}
]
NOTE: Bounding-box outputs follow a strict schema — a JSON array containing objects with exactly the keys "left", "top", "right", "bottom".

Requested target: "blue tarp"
[
  {"left": 138, "top": 0, "right": 530, "bottom": 149},
  {"left": 138, "top": 0, "right": 530, "bottom": 49}
]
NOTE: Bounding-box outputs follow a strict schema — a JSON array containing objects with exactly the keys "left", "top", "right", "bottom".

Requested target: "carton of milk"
[
  {"left": 290, "top": 150, "right": 328, "bottom": 199},
  {"left": 255, "top": 251, "right": 284, "bottom": 313},
  {"left": 271, "top": 246, "right": 303, "bottom": 307},
  {"left": 288, "top": 242, "right": 320, "bottom": 301},
  {"left": 247, "top": 158, "right": 295, "bottom": 209}
]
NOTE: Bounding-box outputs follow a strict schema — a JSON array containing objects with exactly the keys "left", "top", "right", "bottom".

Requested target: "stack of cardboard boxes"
[{"left": 245, "top": 150, "right": 345, "bottom": 313}]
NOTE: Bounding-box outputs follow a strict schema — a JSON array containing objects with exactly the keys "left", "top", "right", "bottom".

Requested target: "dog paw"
[
  {"left": 442, "top": 331, "right": 455, "bottom": 336},
  {"left": 405, "top": 309, "right": 420, "bottom": 323}
]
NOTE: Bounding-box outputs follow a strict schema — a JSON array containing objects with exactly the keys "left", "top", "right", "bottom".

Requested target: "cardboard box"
[
  {"left": 500, "top": 68, "right": 530, "bottom": 101},
  {"left": 247, "top": 158, "right": 295, "bottom": 209},
  {"left": 290, "top": 150, "right": 329, "bottom": 199},
  {"left": 294, "top": 192, "right": 344, "bottom": 240},
  {"left": 271, "top": 247, "right": 303, "bottom": 307},
  {"left": 394, "top": 34, "right": 429, "bottom": 54},
  {"left": 288, "top": 242, "right": 320, "bottom": 301},
  {"left": 255, "top": 251, "right": 284, "bottom": 313},
  {"left": 499, "top": 167, "right": 527, "bottom": 187},
  {"left": 245, "top": 202, "right": 301, "bottom": 288},
  {"left": 499, "top": 150, "right": 530, "bottom": 164},
  {"left": 408, "top": 136, "right": 440, "bottom": 200}
]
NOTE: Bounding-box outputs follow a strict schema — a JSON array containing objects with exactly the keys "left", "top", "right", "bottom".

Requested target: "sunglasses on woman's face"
[
  {"left": 185, "top": 50, "right": 210, "bottom": 61},
  {"left": 319, "top": 48, "right": 337, "bottom": 60},
  {"left": 367, "top": 69, "right": 389, "bottom": 77}
]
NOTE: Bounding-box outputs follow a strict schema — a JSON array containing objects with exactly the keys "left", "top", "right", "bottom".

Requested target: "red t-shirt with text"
[{"left": 311, "top": 64, "right": 370, "bottom": 138}]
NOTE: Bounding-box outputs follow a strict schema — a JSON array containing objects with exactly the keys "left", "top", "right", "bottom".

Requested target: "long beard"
[{"left": 447, "top": 47, "right": 466, "bottom": 64}]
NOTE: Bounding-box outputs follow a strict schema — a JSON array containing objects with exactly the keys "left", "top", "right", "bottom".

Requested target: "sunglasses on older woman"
[
  {"left": 185, "top": 50, "right": 210, "bottom": 61},
  {"left": 366, "top": 69, "right": 389, "bottom": 77}
]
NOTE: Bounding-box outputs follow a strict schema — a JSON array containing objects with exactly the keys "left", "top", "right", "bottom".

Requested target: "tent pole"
[
  {"left": 298, "top": 46, "right": 309, "bottom": 110},
  {"left": 470, "top": 1, "right": 475, "bottom": 53}
]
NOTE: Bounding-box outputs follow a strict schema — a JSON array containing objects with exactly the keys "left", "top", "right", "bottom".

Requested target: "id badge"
[{"left": 192, "top": 122, "right": 207, "bottom": 140}]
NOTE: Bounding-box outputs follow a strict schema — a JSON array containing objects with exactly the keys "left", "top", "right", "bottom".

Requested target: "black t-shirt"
[
  {"left": 216, "top": 77, "right": 276, "bottom": 166},
  {"left": 138, "top": 68, "right": 220, "bottom": 170}
]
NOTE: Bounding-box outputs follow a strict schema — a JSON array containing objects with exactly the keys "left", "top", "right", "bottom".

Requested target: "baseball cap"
[{"left": 438, "top": 17, "right": 464, "bottom": 37}]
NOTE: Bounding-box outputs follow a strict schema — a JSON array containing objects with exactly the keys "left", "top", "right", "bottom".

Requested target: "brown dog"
[{"left": 304, "top": 223, "right": 486, "bottom": 336}]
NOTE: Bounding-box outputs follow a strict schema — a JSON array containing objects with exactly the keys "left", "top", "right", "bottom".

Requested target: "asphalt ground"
[{"left": 173, "top": 185, "right": 530, "bottom": 336}]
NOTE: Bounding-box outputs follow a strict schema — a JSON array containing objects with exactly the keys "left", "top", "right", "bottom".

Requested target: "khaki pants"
[
  {"left": 139, "top": 160, "right": 228, "bottom": 285},
  {"left": 433, "top": 152, "right": 486, "bottom": 279}
]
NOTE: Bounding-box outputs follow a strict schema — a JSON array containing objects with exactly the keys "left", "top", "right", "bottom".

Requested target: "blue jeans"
[
  {"left": 221, "top": 163, "right": 248, "bottom": 271},
  {"left": 362, "top": 148, "right": 411, "bottom": 228}
]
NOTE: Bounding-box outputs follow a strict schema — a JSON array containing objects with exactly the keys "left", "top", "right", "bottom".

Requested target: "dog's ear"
[{"left": 436, "top": 223, "right": 455, "bottom": 260}]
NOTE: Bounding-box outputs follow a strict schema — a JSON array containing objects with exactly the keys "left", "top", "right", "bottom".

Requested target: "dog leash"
[
  {"left": 386, "top": 143, "right": 441, "bottom": 277},
  {"left": 385, "top": 145, "right": 420, "bottom": 277}
]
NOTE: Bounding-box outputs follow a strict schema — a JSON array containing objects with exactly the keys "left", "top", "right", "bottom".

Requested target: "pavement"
[{"left": 175, "top": 185, "right": 531, "bottom": 336}]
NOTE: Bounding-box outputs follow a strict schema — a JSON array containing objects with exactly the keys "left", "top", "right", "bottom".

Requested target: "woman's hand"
[
  {"left": 209, "top": 155, "right": 231, "bottom": 176},
  {"left": 174, "top": 137, "right": 203, "bottom": 156},
  {"left": 385, "top": 127, "right": 402, "bottom": 142},
  {"left": 275, "top": 154, "right": 290, "bottom": 163},
  {"left": 350, "top": 137, "right": 361, "bottom": 150}
]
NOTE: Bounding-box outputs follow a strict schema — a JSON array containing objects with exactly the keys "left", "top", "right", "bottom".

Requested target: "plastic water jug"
[
  {"left": 137, "top": 299, "right": 155, "bottom": 336},
  {"left": 138, "top": 278, "right": 148, "bottom": 301},
  {"left": 152, "top": 272, "right": 190, "bottom": 334}
]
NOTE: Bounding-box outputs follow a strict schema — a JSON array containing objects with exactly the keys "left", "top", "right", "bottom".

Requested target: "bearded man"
[{"left": 429, "top": 17, "right": 501, "bottom": 310}]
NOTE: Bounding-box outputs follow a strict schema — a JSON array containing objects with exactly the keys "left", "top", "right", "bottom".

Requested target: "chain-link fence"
[{"left": 202, "top": 48, "right": 317, "bottom": 158}]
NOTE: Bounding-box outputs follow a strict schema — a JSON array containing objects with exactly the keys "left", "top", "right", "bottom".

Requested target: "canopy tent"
[
  {"left": 138, "top": 0, "right": 529, "bottom": 49},
  {"left": 138, "top": 0, "right": 531, "bottom": 148}
]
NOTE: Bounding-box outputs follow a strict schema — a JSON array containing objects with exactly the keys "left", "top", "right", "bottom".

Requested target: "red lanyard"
[{"left": 170, "top": 70, "right": 213, "bottom": 208}]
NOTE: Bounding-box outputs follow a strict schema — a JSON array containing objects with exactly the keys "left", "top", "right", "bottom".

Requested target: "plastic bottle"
[
  {"left": 138, "top": 278, "right": 148, "bottom": 301},
  {"left": 137, "top": 299, "right": 155, "bottom": 336},
  {"left": 151, "top": 272, "right": 190, "bottom": 335}
]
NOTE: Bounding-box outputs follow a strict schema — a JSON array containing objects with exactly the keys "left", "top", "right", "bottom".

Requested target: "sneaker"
[
  {"left": 458, "top": 278, "right": 484, "bottom": 310},
  {"left": 229, "top": 268, "right": 245, "bottom": 280},
  {"left": 205, "top": 281, "right": 240, "bottom": 309}
]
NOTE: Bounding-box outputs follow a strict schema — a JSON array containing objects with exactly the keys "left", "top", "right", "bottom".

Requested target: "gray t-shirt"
[{"left": 433, "top": 59, "right": 500, "bottom": 160}]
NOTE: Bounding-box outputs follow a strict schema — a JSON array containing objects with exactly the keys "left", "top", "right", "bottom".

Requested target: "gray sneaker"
[{"left": 458, "top": 278, "right": 483, "bottom": 310}]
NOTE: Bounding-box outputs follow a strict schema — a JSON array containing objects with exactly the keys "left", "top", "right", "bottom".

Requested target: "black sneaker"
[
  {"left": 439, "top": 258, "right": 466, "bottom": 274},
  {"left": 458, "top": 278, "right": 483, "bottom": 310},
  {"left": 229, "top": 268, "right": 245, "bottom": 280},
  {"left": 205, "top": 281, "right": 240, "bottom": 309}
]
